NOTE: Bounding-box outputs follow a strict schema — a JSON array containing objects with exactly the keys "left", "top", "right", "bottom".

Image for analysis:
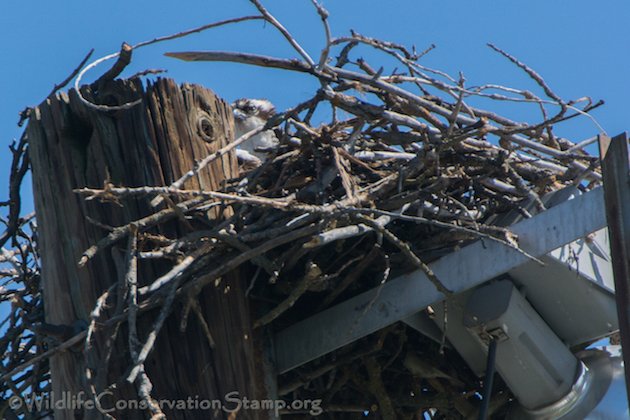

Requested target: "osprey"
[{"left": 232, "top": 98, "right": 279, "bottom": 161}]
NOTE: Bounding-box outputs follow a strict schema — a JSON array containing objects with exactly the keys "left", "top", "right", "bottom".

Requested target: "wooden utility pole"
[
  {"left": 27, "top": 78, "right": 267, "bottom": 419},
  {"left": 599, "top": 132, "right": 630, "bottom": 407}
]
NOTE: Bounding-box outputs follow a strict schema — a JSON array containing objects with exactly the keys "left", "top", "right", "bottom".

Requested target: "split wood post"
[{"left": 27, "top": 78, "right": 268, "bottom": 419}]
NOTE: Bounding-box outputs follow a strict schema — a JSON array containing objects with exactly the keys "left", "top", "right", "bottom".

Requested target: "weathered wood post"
[
  {"left": 27, "top": 78, "right": 267, "bottom": 419},
  {"left": 599, "top": 132, "right": 630, "bottom": 408}
]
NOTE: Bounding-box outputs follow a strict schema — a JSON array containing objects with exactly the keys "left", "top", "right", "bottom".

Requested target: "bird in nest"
[{"left": 232, "top": 98, "right": 279, "bottom": 165}]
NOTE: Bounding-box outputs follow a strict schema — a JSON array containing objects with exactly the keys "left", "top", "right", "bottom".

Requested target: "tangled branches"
[
  {"left": 2, "top": 0, "right": 605, "bottom": 419},
  {"left": 0, "top": 136, "right": 48, "bottom": 419}
]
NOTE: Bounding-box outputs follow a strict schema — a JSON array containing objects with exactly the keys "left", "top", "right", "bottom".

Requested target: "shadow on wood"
[{"left": 27, "top": 78, "right": 266, "bottom": 419}]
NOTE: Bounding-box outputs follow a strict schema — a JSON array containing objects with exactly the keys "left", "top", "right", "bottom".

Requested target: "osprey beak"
[{"left": 233, "top": 108, "right": 246, "bottom": 121}]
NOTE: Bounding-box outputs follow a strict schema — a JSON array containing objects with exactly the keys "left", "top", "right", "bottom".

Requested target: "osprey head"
[{"left": 232, "top": 98, "right": 276, "bottom": 122}]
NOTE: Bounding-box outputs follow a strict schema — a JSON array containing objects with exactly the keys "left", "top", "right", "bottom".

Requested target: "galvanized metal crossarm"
[{"left": 275, "top": 186, "right": 607, "bottom": 373}]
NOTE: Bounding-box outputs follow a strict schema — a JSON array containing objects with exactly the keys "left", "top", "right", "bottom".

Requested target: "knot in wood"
[{"left": 196, "top": 114, "right": 215, "bottom": 143}]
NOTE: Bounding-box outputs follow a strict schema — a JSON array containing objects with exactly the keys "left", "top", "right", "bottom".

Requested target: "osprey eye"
[{"left": 243, "top": 105, "right": 254, "bottom": 113}]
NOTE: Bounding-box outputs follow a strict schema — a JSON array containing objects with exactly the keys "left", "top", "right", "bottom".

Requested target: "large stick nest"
[{"left": 1, "top": 1, "right": 605, "bottom": 419}]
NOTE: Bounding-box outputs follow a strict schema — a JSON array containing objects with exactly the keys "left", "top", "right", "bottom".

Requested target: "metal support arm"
[{"left": 275, "top": 187, "right": 607, "bottom": 373}]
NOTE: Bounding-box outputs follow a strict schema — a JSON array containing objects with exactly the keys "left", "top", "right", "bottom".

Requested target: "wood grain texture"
[{"left": 28, "top": 78, "right": 265, "bottom": 419}]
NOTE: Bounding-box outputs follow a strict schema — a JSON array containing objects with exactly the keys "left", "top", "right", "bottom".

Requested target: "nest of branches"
[
  {"left": 0, "top": 137, "right": 46, "bottom": 418},
  {"left": 2, "top": 0, "right": 605, "bottom": 419}
]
